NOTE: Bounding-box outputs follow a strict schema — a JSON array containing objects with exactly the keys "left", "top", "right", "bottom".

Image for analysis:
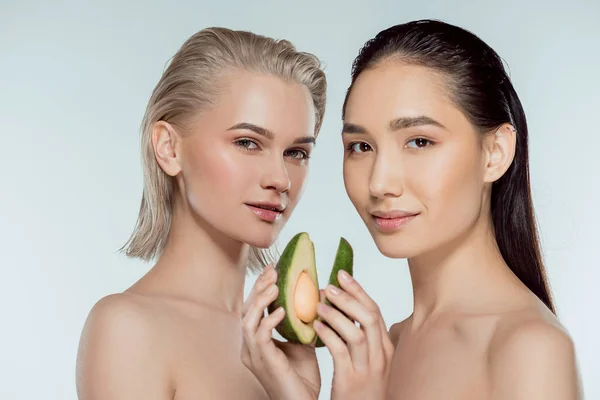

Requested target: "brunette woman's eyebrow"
[
  {"left": 341, "top": 122, "right": 367, "bottom": 134},
  {"left": 342, "top": 116, "right": 446, "bottom": 135},
  {"left": 389, "top": 116, "right": 446, "bottom": 131}
]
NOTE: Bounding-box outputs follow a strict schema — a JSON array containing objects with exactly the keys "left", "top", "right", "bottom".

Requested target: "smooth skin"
[
  {"left": 341, "top": 61, "right": 582, "bottom": 399},
  {"left": 76, "top": 71, "right": 318, "bottom": 400}
]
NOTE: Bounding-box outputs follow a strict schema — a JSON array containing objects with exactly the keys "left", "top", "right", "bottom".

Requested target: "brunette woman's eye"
[
  {"left": 406, "top": 138, "right": 434, "bottom": 149},
  {"left": 346, "top": 142, "right": 372, "bottom": 153}
]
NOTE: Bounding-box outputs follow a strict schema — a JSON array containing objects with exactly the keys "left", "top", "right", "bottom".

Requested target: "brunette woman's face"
[
  {"left": 342, "top": 61, "right": 500, "bottom": 259},
  {"left": 156, "top": 71, "right": 316, "bottom": 248}
]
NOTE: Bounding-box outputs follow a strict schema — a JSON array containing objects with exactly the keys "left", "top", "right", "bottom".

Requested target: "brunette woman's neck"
[{"left": 406, "top": 214, "right": 529, "bottom": 331}]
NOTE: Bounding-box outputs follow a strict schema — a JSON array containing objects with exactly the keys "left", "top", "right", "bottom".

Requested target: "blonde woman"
[{"left": 76, "top": 27, "right": 326, "bottom": 399}]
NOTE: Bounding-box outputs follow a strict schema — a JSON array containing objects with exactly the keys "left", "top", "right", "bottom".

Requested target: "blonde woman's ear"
[{"left": 152, "top": 121, "right": 182, "bottom": 177}]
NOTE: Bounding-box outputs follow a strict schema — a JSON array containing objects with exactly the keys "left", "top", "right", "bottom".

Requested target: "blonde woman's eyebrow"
[
  {"left": 229, "top": 122, "right": 315, "bottom": 145},
  {"left": 292, "top": 136, "right": 315, "bottom": 145},
  {"left": 228, "top": 122, "right": 274, "bottom": 139}
]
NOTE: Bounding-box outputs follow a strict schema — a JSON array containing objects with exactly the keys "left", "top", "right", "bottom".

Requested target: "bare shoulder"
[
  {"left": 78, "top": 293, "right": 158, "bottom": 351},
  {"left": 76, "top": 293, "right": 173, "bottom": 399},
  {"left": 82, "top": 292, "right": 154, "bottom": 328},
  {"left": 488, "top": 310, "right": 582, "bottom": 399},
  {"left": 489, "top": 315, "right": 574, "bottom": 368}
]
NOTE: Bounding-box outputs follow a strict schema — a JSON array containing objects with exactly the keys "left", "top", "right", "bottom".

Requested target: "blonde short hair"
[{"left": 120, "top": 27, "right": 327, "bottom": 272}]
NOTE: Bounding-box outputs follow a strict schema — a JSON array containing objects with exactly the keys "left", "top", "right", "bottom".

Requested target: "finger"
[
  {"left": 242, "top": 272, "right": 271, "bottom": 318},
  {"left": 242, "top": 283, "right": 279, "bottom": 363},
  {"left": 382, "top": 327, "right": 395, "bottom": 363},
  {"left": 324, "top": 284, "right": 383, "bottom": 370},
  {"left": 243, "top": 282, "right": 279, "bottom": 337},
  {"left": 317, "top": 301, "right": 369, "bottom": 372},
  {"left": 336, "top": 270, "right": 381, "bottom": 316},
  {"left": 256, "top": 306, "right": 285, "bottom": 345},
  {"left": 256, "top": 307, "right": 289, "bottom": 371},
  {"left": 241, "top": 338, "right": 252, "bottom": 368},
  {"left": 242, "top": 265, "right": 276, "bottom": 316},
  {"left": 313, "top": 319, "right": 353, "bottom": 375}
]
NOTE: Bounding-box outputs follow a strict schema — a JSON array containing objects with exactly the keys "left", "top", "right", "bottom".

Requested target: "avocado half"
[
  {"left": 267, "top": 233, "right": 353, "bottom": 346},
  {"left": 315, "top": 237, "right": 354, "bottom": 347},
  {"left": 267, "top": 232, "right": 319, "bottom": 344}
]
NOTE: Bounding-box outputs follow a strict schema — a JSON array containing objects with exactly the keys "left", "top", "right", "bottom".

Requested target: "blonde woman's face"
[
  {"left": 342, "top": 62, "right": 489, "bottom": 259},
  {"left": 179, "top": 71, "right": 316, "bottom": 248}
]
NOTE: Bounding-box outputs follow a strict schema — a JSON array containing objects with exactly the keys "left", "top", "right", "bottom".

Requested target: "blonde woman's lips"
[{"left": 245, "top": 203, "right": 284, "bottom": 222}]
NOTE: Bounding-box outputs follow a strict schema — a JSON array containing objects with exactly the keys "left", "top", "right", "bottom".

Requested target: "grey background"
[{"left": 1, "top": 0, "right": 598, "bottom": 398}]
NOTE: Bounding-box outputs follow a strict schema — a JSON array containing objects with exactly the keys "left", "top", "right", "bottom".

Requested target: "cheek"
[
  {"left": 412, "top": 145, "right": 484, "bottom": 224},
  {"left": 183, "top": 143, "right": 253, "bottom": 206},
  {"left": 286, "top": 164, "right": 308, "bottom": 206},
  {"left": 343, "top": 159, "right": 370, "bottom": 209}
]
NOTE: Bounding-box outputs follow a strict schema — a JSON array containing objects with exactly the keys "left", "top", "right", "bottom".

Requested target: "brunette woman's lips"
[
  {"left": 370, "top": 210, "right": 419, "bottom": 232},
  {"left": 245, "top": 202, "right": 285, "bottom": 223}
]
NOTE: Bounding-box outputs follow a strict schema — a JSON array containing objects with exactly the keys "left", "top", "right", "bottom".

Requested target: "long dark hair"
[{"left": 343, "top": 19, "right": 555, "bottom": 314}]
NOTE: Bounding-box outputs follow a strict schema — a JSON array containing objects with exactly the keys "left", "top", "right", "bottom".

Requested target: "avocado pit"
[{"left": 294, "top": 271, "right": 319, "bottom": 324}]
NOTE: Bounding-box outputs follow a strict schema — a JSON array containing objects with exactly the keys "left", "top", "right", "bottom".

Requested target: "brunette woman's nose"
[{"left": 369, "top": 153, "right": 404, "bottom": 199}]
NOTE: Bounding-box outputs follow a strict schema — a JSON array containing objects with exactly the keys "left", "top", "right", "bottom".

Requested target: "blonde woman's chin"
[{"left": 229, "top": 225, "right": 283, "bottom": 251}]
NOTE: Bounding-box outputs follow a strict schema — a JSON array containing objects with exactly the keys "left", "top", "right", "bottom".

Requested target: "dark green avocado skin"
[{"left": 315, "top": 238, "right": 353, "bottom": 348}]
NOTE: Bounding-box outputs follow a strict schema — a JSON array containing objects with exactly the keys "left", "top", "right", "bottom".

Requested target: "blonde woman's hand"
[
  {"left": 241, "top": 264, "right": 320, "bottom": 400},
  {"left": 314, "top": 270, "right": 394, "bottom": 400}
]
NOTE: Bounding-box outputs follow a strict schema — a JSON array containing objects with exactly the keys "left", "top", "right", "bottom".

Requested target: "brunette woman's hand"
[
  {"left": 314, "top": 270, "right": 394, "bottom": 400},
  {"left": 241, "top": 264, "right": 320, "bottom": 400}
]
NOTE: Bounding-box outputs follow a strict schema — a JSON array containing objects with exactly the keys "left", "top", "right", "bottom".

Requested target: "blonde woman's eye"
[
  {"left": 406, "top": 138, "right": 434, "bottom": 149},
  {"left": 285, "top": 149, "right": 309, "bottom": 160},
  {"left": 235, "top": 139, "right": 259, "bottom": 150},
  {"left": 347, "top": 142, "right": 372, "bottom": 153}
]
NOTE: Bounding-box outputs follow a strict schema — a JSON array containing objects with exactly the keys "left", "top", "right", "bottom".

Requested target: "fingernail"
[
  {"left": 276, "top": 306, "right": 284, "bottom": 315},
  {"left": 313, "top": 320, "right": 323, "bottom": 329},
  {"left": 327, "top": 284, "right": 340, "bottom": 295},
  {"left": 338, "top": 270, "right": 352, "bottom": 282}
]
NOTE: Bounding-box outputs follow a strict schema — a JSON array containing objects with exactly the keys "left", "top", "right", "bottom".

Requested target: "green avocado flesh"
[{"left": 267, "top": 233, "right": 354, "bottom": 346}]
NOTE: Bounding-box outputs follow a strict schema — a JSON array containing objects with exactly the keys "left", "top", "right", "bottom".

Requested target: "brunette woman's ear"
[
  {"left": 152, "top": 121, "right": 183, "bottom": 177},
  {"left": 483, "top": 123, "right": 516, "bottom": 183}
]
